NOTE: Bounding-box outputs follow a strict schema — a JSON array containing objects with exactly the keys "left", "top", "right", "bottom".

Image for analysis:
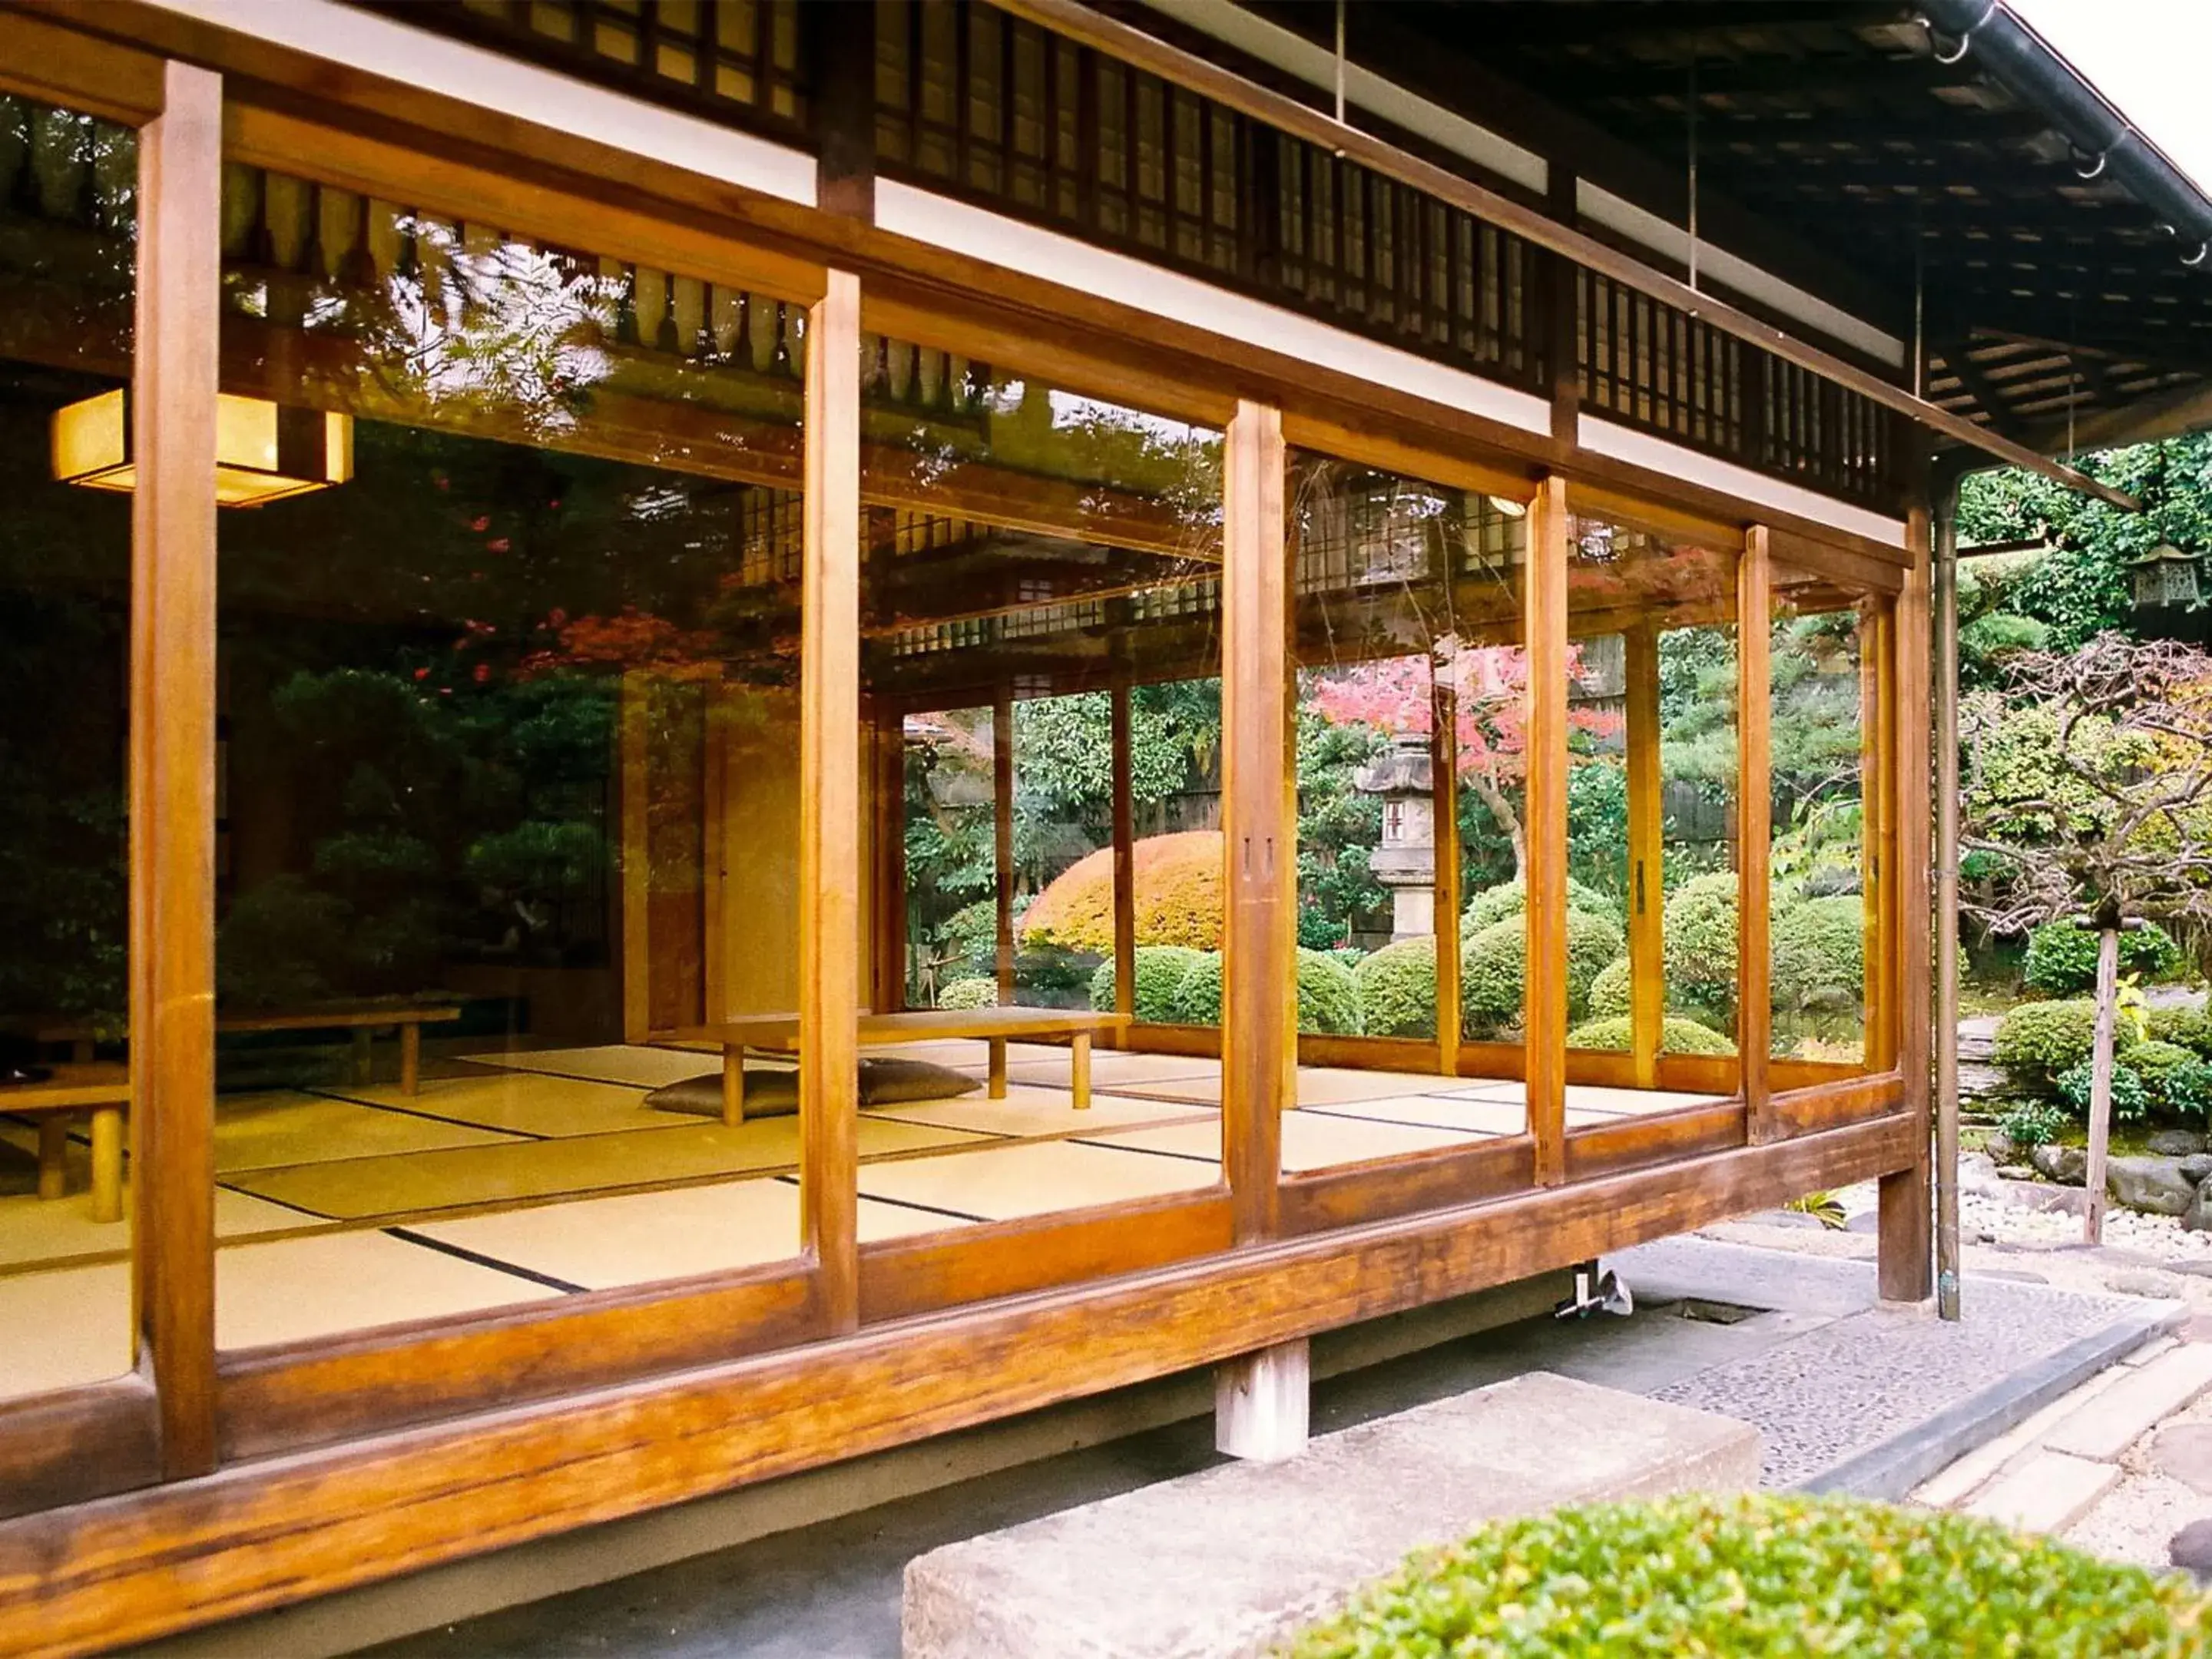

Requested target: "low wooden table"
[
  {"left": 677, "top": 1007, "right": 1132, "bottom": 1126},
  {"left": 0, "top": 1065, "right": 130, "bottom": 1223},
  {"left": 36, "top": 1003, "right": 461, "bottom": 1095}
]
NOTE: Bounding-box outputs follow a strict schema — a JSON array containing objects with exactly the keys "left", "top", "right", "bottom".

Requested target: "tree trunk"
[
  {"left": 1465, "top": 774, "right": 1526, "bottom": 882},
  {"left": 2084, "top": 925, "right": 2121, "bottom": 1246}
]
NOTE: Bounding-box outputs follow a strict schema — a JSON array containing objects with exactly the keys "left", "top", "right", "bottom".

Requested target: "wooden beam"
[
  {"left": 1623, "top": 623, "right": 1664, "bottom": 1090},
  {"left": 1525, "top": 475, "right": 1570, "bottom": 1186},
  {"left": 1879, "top": 508, "right": 1935, "bottom": 1303},
  {"left": 800, "top": 268, "right": 863, "bottom": 1335},
  {"left": 1111, "top": 667, "right": 1137, "bottom": 1027},
  {"left": 992, "top": 686, "right": 1016, "bottom": 1002},
  {"left": 993, "top": 0, "right": 2142, "bottom": 513},
  {"left": 1221, "top": 399, "right": 1290, "bottom": 1242},
  {"left": 1432, "top": 674, "right": 1462, "bottom": 1075},
  {"left": 1738, "top": 531, "right": 1776, "bottom": 1142},
  {"left": 0, "top": 11, "right": 165, "bottom": 122},
  {"left": 131, "top": 57, "right": 222, "bottom": 1483}
]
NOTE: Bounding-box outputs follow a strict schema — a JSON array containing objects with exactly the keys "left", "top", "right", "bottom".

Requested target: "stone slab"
[
  {"left": 2151, "top": 1423, "right": 2212, "bottom": 1495},
  {"left": 1909, "top": 1366, "right": 2128, "bottom": 1510},
  {"left": 2042, "top": 1343, "right": 2212, "bottom": 1462},
  {"left": 900, "top": 1373, "right": 1759, "bottom": 1659},
  {"left": 1965, "top": 1449, "right": 2121, "bottom": 1533}
]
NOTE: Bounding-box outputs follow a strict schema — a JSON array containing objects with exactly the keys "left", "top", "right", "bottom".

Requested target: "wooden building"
[{"left": 0, "top": 2, "right": 2207, "bottom": 1650}]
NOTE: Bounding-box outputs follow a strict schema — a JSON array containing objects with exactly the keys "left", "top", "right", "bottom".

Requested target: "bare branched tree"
[{"left": 1962, "top": 631, "right": 2212, "bottom": 1241}]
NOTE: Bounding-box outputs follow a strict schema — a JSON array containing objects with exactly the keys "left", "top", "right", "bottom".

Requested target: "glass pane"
[
  {"left": 0, "top": 96, "right": 136, "bottom": 1401},
  {"left": 1771, "top": 567, "right": 1876, "bottom": 1071},
  {"left": 211, "top": 161, "right": 812, "bottom": 1348},
  {"left": 861, "top": 341, "right": 1224, "bottom": 1247},
  {"left": 1290, "top": 449, "right": 1529, "bottom": 1161}
]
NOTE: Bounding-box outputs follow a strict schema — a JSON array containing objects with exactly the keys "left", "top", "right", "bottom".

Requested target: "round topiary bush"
[
  {"left": 1585, "top": 955, "right": 1631, "bottom": 1021},
  {"left": 1087, "top": 945, "right": 1208, "bottom": 1024},
  {"left": 1283, "top": 1492, "right": 2212, "bottom": 1658},
  {"left": 1565, "top": 908, "right": 1624, "bottom": 1023},
  {"left": 1462, "top": 875, "right": 1619, "bottom": 933},
  {"left": 1994, "top": 998, "right": 2139, "bottom": 1081},
  {"left": 935, "top": 975, "right": 998, "bottom": 1010},
  {"left": 1565, "top": 1014, "right": 1737, "bottom": 1055},
  {"left": 1353, "top": 939, "right": 1439, "bottom": 1038},
  {"left": 2131, "top": 1038, "right": 2212, "bottom": 1117},
  {"left": 1457, "top": 909, "right": 1625, "bottom": 1035},
  {"left": 2024, "top": 919, "right": 2187, "bottom": 996},
  {"left": 1020, "top": 831, "right": 1222, "bottom": 953},
  {"left": 1663, "top": 870, "right": 1738, "bottom": 1018},
  {"left": 1296, "top": 948, "right": 1363, "bottom": 1035},
  {"left": 1171, "top": 951, "right": 1224, "bottom": 1025},
  {"left": 1770, "top": 894, "right": 1866, "bottom": 1013}
]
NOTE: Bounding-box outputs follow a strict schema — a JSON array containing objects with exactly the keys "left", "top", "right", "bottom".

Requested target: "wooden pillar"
[
  {"left": 869, "top": 700, "right": 909, "bottom": 1015},
  {"left": 800, "top": 269, "right": 863, "bottom": 1335},
  {"left": 700, "top": 678, "right": 727, "bottom": 1024},
  {"left": 1737, "top": 531, "right": 1774, "bottom": 1140},
  {"left": 1933, "top": 500, "right": 1962, "bottom": 1319},
  {"left": 1431, "top": 672, "right": 1462, "bottom": 1075},
  {"left": 1879, "top": 508, "right": 1934, "bottom": 1303},
  {"left": 1220, "top": 399, "right": 1290, "bottom": 1244},
  {"left": 993, "top": 686, "right": 1015, "bottom": 1002},
  {"left": 1862, "top": 601, "right": 1901, "bottom": 1075},
  {"left": 1525, "top": 475, "right": 1569, "bottom": 1185},
  {"left": 1623, "top": 622, "right": 1664, "bottom": 1089},
  {"left": 618, "top": 671, "right": 652, "bottom": 1043},
  {"left": 1111, "top": 669, "right": 1137, "bottom": 1028},
  {"left": 131, "top": 59, "right": 222, "bottom": 1479}
]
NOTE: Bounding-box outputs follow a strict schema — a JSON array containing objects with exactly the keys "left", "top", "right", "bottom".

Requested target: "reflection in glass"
[{"left": 0, "top": 96, "right": 136, "bottom": 1401}]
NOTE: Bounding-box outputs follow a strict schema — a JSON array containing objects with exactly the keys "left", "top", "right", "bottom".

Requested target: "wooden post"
[
  {"left": 993, "top": 685, "right": 1016, "bottom": 1003},
  {"left": 1111, "top": 669, "right": 1137, "bottom": 1028},
  {"left": 2085, "top": 922, "right": 2120, "bottom": 1246},
  {"left": 618, "top": 671, "right": 652, "bottom": 1044},
  {"left": 131, "top": 59, "right": 222, "bottom": 1479},
  {"left": 1525, "top": 475, "right": 1569, "bottom": 1185},
  {"left": 1933, "top": 500, "right": 1962, "bottom": 1319},
  {"left": 1624, "top": 622, "right": 1664, "bottom": 1090},
  {"left": 800, "top": 268, "right": 863, "bottom": 1335},
  {"left": 1737, "top": 531, "right": 1773, "bottom": 1140},
  {"left": 1220, "top": 399, "right": 1290, "bottom": 1244},
  {"left": 1879, "top": 508, "right": 1933, "bottom": 1303},
  {"left": 870, "top": 702, "right": 909, "bottom": 1014},
  {"left": 1863, "top": 602, "right": 1902, "bottom": 1075},
  {"left": 1431, "top": 671, "right": 1461, "bottom": 1075}
]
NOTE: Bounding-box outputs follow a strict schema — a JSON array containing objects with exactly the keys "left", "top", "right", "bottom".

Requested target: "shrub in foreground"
[
  {"left": 1353, "top": 939, "right": 1439, "bottom": 1039},
  {"left": 1283, "top": 1492, "right": 2211, "bottom": 1658},
  {"left": 1459, "top": 909, "right": 1624, "bottom": 1035},
  {"left": 1995, "top": 998, "right": 2139, "bottom": 1081},
  {"left": 1564, "top": 1015, "right": 1736, "bottom": 1056},
  {"left": 1162, "top": 949, "right": 1362, "bottom": 1034}
]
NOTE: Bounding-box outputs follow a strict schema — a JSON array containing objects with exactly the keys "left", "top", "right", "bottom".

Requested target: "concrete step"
[
  {"left": 2042, "top": 1343, "right": 2212, "bottom": 1462},
  {"left": 902, "top": 1373, "right": 1760, "bottom": 1659},
  {"left": 1965, "top": 1449, "right": 2121, "bottom": 1534}
]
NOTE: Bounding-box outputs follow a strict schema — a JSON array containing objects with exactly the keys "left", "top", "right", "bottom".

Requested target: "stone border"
[{"left": 1795, "top": 1301, "right": 2187, "bottom": 1500}]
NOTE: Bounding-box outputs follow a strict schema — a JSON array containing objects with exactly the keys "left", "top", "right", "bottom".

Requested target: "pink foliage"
[{"left": 1306, "top": 644, "right": 1621, "bottom": 784}]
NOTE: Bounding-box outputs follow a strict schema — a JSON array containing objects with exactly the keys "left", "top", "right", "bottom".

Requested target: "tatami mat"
[
  {"left": 0, "top": 1260, "right": 130, "bottom": 1402},
  {"left": 212, "top": 1091, "right": 524, "bottom": 1173},
  {"left": 1004, "top": 1051, "right": 1223, "bottom": 1091},
  {"left": 1302, "top": 1094, "right": 1532, "bottom": 1136},
  {"left": 866, "top": 1085, "right": 1210, "bottom": 1138},
  {"left": 325, "top": 1073, "right": 685, "bottom": 1139},
  {"left": 1429, "top": 1079, "right": 1528, "bottom": 1103},
  {"left": 220, "top": 1118, "right": 992, "bottom": 1222},
  {"left": 413, "top": 1180, "right": 951, "bottom": 1290},
  {"left": 461, "top": 1045, "right": 724, "bottom": 1088},
  {"left": 217, "top": 1228, "right": 561, "bottom": 1349},
  {"left": 856, "top": 1137, "right": 1218, "bottom": 1222},
  {"left": 1092, "top": 1110, "right": 1479, "bottom": 1172},
  {"left": 1560, "top": 1085, "right": 1729, "bottom": 1117},
  {"left": 0, "top": 1184, "right": 311, "bottom": 1272},
  {"left": 1121, "top": 1065, "right": 1453, "bottom": 1108}
]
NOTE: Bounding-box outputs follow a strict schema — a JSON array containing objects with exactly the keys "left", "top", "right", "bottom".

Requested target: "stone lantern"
[
  {"left": 1355, "top": 732, "right": 1435, "bottom": 942},
  {"left": 2130, "top": 543, "right": 2202, "bottom": 612}
]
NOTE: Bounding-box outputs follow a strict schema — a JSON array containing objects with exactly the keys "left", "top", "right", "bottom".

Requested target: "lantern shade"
[{"left": 51, "top": 387, "right": 353, "bottom": 507}]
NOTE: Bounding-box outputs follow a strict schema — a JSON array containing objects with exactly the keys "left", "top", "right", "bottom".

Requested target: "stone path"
[{"left": 1910, "top": 1322, "right": 2212, "bottom": 1571}]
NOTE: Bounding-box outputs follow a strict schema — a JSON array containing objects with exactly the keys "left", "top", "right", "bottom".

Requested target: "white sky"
[{"left": 2012, "top": 0, "right": 2212, "bottom": 195}]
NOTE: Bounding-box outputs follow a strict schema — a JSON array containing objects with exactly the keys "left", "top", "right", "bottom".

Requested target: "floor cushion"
[{"left": 645, "top": 1056, "right": 979, "bottom": 1119}]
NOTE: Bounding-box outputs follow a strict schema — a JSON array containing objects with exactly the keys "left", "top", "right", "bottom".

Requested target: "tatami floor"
[{"left": 0, "top": 1042, "right": 1720, "bottom": 1402}]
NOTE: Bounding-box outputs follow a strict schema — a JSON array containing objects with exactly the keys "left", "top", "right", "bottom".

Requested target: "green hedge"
[
  {"left": 1285, "top": 1492, "right": 2212, "bottom": 1658},
  {"left": 1171, "top": 952, "right": 1224, "bottom": 1025},
  {"left": 1663, "top": 870, "right": 1739, "bottom": 1017},
  {"left": 1586, "top": 955, "right": 1631, "bottom": 1021},
  {"left": 1462, "top": 875, "right": 1620, "bottom": 932},
  {"left": 1296, "top": 948, "right": 1363, "bottom": 1036},
  {"left": 1459, "top": 909, "right": 1625, "bottom": 1036},
  {"left": 1770, "top": 894, "right": 1865, "bottom": 1013},
  {"left": 2024, "top": 919, "right": 2187, "bottom": 996},
  {"left": 1565, "top": 1014, "right": 1737, "bottom": 1055},
  {"left": 1353, "top": 939, "right": 1438, "bottom": 1039},
  {"left": 935, "top": 976, "right": 998, "bottom": 1011},
  {"left": 1088, "top": 945, "right": 1207, "bottom": 1024},
  {"left": 1994, "top": 998, "right": 2140, "bottom": 1080}
]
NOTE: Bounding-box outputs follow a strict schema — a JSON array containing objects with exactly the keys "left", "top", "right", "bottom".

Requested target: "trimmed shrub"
[
  {"left": 1770, "top": 894, "right": 1866, "bottom": 1013},
  {"left": 1663, "top": 870, "right": 1739, "bottom": 1016},
  {"left": 1296, "top": 948, "right": 1363, "bottom": 1035},
  {"left": 2024, "top": 919, "right": 2187, "bottom": 996},
  {"left": 1020, "top": 831, "right": 1221, "bottom": 953},
  {"left": 2121, "top": 1039, "right": 2212, "bottom": 1118},
  {"left": 2057, "top": 1058, "right": 2151, "bottom": 1124},
  {"left": 936, "top": 897, "right": 1000, "bottom": 976},
  {"left": 1994, "top": 998, "right": 2139, "bottom": 1080},
  {"left": 1999, "top": 1098, "right": 2070, "bottom": 1149},
  {"left": 1284, "top": 1492, "right": 2212, "bottom": 1658},
  {"left": 1566, "top": 909, "right": 1625, "bottom": 1022},
  {"left": 1458, "top": 909, "right": 1624, "bottom": 1036},
  {"left": 1088, "top": 945, "right": 1207, "bottom": 1024},
  {"left": 1586, "top": 955, "right": 1631, "bottom": 1021},
  {"left": 1171, "top": 951, "right": 1224, "bottom": 1025},
  {"left": 2151, "top": 1003, "right": 2212, "bottom": 1062},
  {"left": 935, "top": 975, "right": 998, "bottom": 1011},
  {"left": 1353, "top": 939, "right": 1439, "bottom": 1039},
  {"left": 1565, "top": 1015, "right": 1737, "bottom": 1056},
  {"left": 1462, "top": 874, "right": 1619, "bottom": 933}
]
